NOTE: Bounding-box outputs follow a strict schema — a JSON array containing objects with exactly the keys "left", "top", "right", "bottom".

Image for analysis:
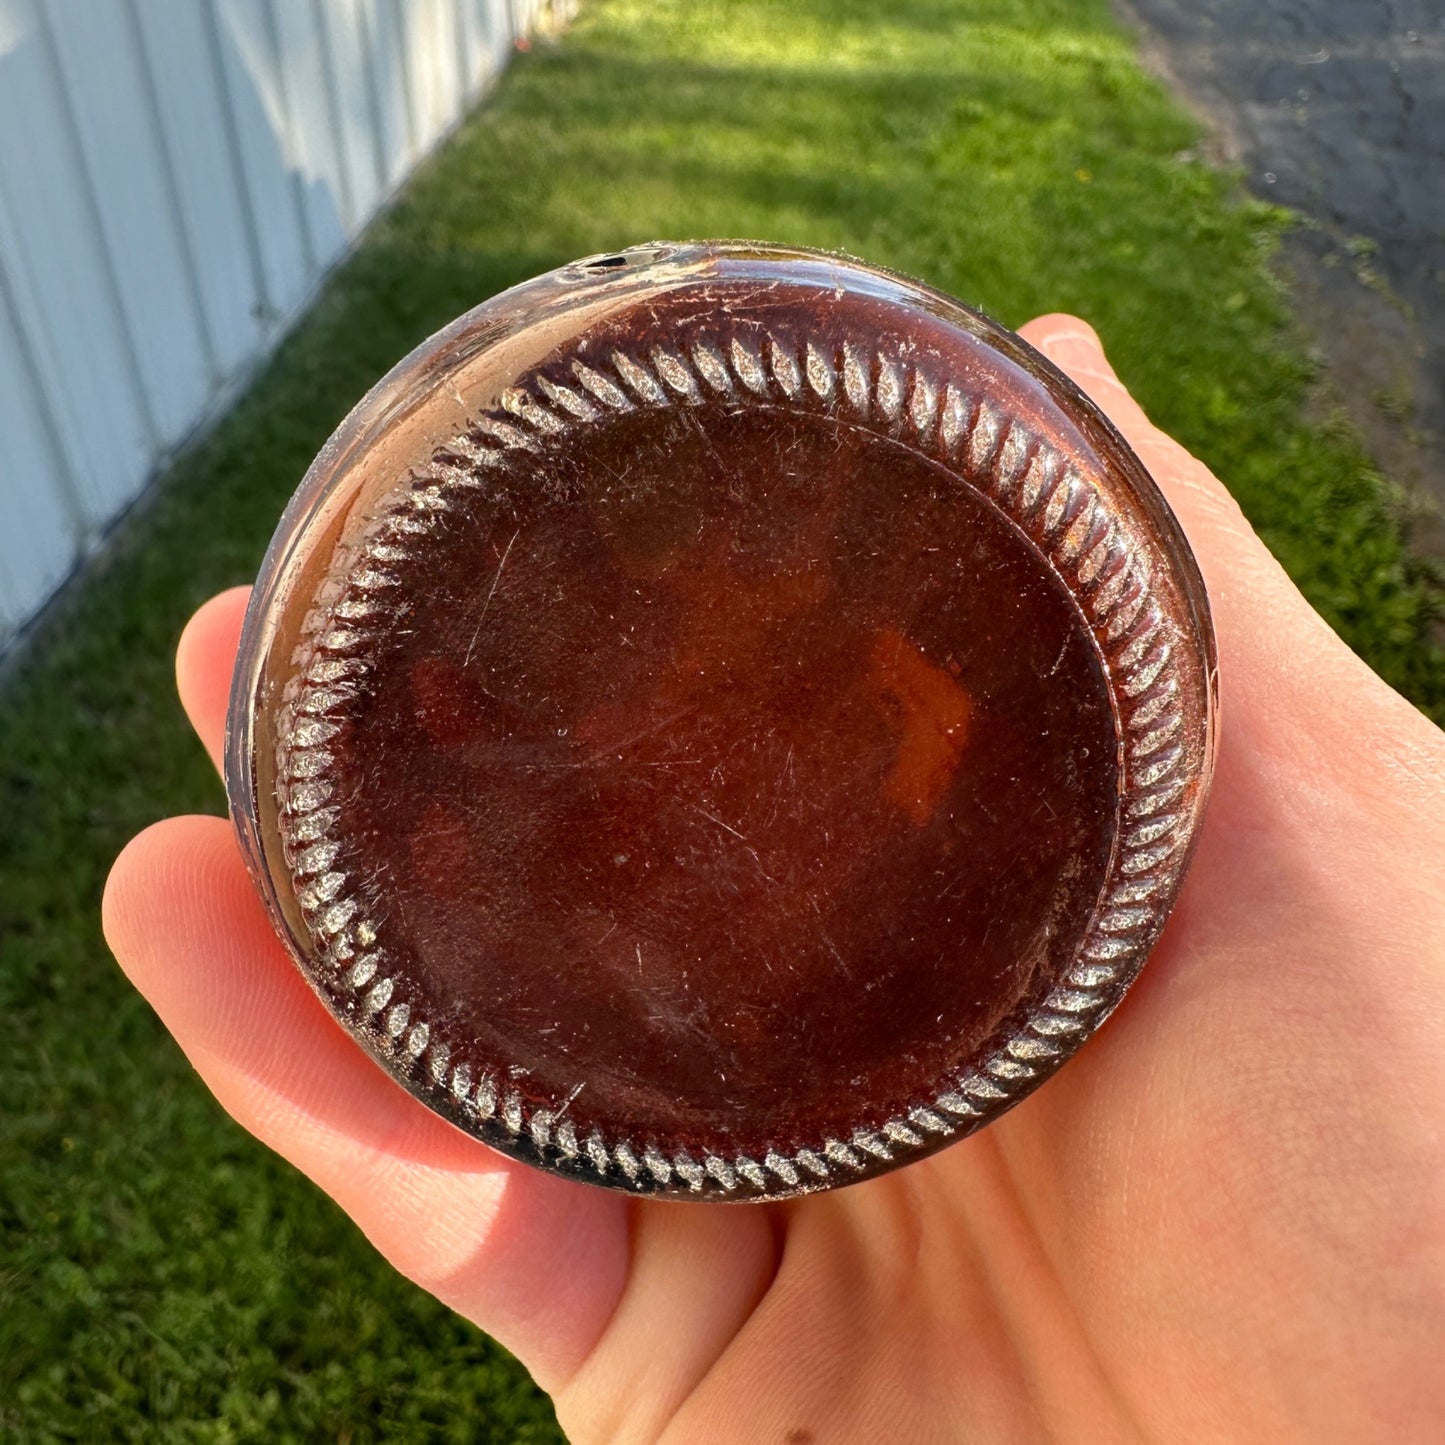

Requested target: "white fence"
[{"left": 0, "top": 0, "right": 545, "bottom": 648}]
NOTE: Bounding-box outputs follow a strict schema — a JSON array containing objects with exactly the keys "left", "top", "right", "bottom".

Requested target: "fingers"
[
  {"left": 165, "top": 591, "right": 630, "bottom": 1386},
  {"left": 102, "top": 814, "right": 629, "bottom": 1390},
  {"left": 177, "top": 585, "right": 251, "bottom": 774}
]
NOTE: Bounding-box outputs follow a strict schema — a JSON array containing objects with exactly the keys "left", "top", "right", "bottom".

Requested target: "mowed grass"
[{"left": 3, "top": 0, "right": 1442, "bottom": 1439}]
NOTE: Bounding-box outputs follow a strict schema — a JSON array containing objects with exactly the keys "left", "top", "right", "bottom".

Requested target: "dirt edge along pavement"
[{"left": 1115, "top": 0, "right": 1445, "bottom": 560}]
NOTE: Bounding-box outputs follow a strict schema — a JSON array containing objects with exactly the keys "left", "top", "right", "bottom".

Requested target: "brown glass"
[{"left": 227, "top": 243, "right": 1217, "bottom": 1200}]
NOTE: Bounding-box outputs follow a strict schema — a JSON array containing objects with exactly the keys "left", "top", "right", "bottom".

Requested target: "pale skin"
[{"left": 104, "top": 317, "right": 1445, "bottom": 1443}]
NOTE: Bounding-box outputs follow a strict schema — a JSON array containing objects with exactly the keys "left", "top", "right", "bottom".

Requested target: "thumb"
[
  {"left": 1015, "top": 313, "right": 1339, "bottom": 678},
  {"left": 1017, "top": 314, "right": 1256, "bottom": 579},
  {"left": 1016, "top": 314, "right": 1440, "bottom": 768}
]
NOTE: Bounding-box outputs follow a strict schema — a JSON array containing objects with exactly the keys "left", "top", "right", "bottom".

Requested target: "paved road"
[{"left": 1118, "top": 0, "right": 1445, "bottom": 521}]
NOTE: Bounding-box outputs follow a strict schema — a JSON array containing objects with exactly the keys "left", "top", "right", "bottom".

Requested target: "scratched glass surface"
[{"left": 227, "top": 244, "right": 1217, "bottom": 1200}]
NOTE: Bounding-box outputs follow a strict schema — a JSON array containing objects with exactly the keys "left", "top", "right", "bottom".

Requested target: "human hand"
[{"left": 104, "top": 315, "right": 1445, "bottom": 1443}]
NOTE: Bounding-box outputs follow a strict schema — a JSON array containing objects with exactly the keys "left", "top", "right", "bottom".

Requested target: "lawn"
[{"left": 2, "top": 0, "right": 1441, "bottom": 1439}]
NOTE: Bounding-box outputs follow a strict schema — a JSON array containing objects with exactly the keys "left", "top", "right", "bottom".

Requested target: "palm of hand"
[{"left": 105, "top": 319, "right": 1445, "bottom": 1443}]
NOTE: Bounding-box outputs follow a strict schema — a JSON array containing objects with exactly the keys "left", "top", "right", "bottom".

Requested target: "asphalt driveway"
[{"left": 1118, "top": 0, "right": 1445, "bottom": 527}]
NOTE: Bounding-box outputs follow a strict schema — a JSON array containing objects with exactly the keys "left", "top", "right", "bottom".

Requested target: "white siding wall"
[{"left": 0, "top": 0, "right": 547, "bottom": 648}]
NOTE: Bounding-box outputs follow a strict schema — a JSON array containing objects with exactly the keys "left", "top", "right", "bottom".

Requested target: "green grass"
[{"left": 2, "top": 0, "right": 1441, "bottom": 1438}]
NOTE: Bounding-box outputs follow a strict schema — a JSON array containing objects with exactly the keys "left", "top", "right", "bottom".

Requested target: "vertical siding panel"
[
  {"left": 393, "top": 0, "right": 421, "bottom": 151},
  {"left": 317, "top": 0, "right": 383, "bottom": 225},
  {"left": 123, "top": 0, "right": 223, "bottom": 386},
  {"left": 43, "top": 0, "right": 212, "bottom": 447},
  {"left": 135, "top": 0, "right": 268, "bottom": 374},
  {"left": 351, "top": 0, "right": 392, "bottom": 204},
  {"left": 396, "top": 0, "right": 430, "bottom": 152},
  {"left": 211, "top": 0, "right": 311, "bottom": 320},
  {"left": 0, "top": 172, "right": 89, "bottom": 554},
  {"left": 429, "top": 0, "right": 463, "bottom": 130},
  {"left": 463, "top": 0, "right": 509, "bottom": 91},
  {"left": 488, "top": 0, "right": 514, "bottom": 72},
  {"left": 0, "top": 0, "right": 542, "bottom": 643},
  {"left": 0, "top": 260, "right": 82, "bottom": 643},
  {"left": 0, "top": 0, "right": 153, "bottom": 528},
  {"left": 402, "top": 0, "right": 459, "bottom": 153},
  {"left": 455, "top": 0, "right": 483, "bottom": 99},
  {"left": 448, "top": 0, "right": 472, "bottom": 105},
  {"left": 374, "top": 0, "right": 418, "bottom": 185},
  {"left": 269, "top": 0, "right": 350, "bottom": 261}
]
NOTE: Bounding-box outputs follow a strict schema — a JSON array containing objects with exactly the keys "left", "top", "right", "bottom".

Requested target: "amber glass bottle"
[{"left": 227, "top": 243, "right": 1216, "bottom": 1200}]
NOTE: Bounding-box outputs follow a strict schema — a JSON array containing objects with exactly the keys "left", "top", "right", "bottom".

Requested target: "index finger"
[{"left": 177, "top": 584, "right": 251, "bottom": 775}]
